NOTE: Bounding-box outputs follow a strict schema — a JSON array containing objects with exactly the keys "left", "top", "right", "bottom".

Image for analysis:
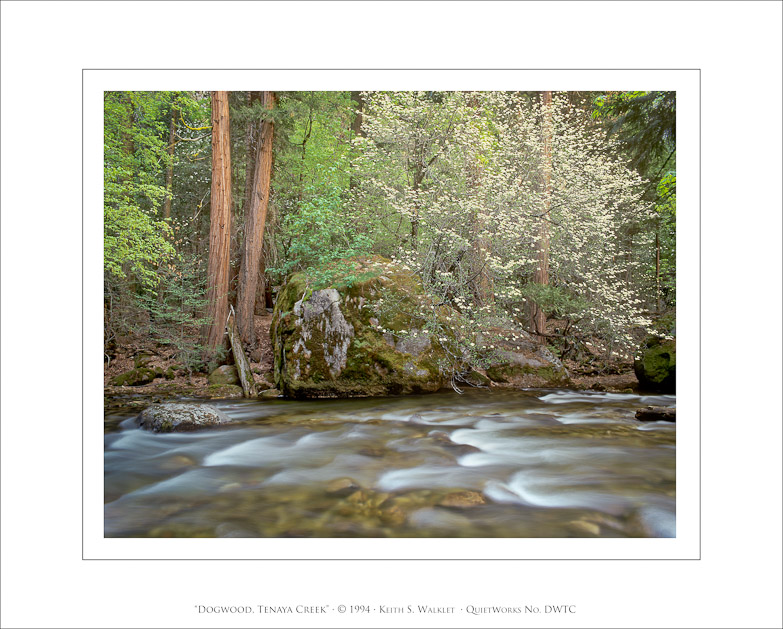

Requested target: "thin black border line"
[{"left": 87, "top": 69, "right": 700, "bottom": 560}]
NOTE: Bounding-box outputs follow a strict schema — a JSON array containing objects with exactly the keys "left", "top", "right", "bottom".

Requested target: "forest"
[
  {"left": 104, "top": 90, "right": 677, "bottom": 538},
  {"left": 104, "top": 90, "right": 675, "bottom": 396}
]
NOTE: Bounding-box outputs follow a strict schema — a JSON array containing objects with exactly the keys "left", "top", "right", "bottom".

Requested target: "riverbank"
[{"left": 104, "top": 311, "right": 641, "bottom": 410}]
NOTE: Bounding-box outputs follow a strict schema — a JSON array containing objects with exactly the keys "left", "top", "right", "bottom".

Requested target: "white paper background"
[{"left": 2, "top": 1, "right": 781, "bottom": 627}]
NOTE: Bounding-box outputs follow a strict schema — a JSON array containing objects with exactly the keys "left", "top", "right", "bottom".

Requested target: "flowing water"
[{"left": 104, "top": 389, "right": 675, "bottom": 538}]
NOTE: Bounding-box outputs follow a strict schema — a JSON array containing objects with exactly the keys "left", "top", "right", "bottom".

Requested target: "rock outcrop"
[{"left": 271, "top": 257, "right": 571, "bottom": 398}]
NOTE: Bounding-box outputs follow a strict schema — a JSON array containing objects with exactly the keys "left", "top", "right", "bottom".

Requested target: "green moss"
[
  {"left": 634, "top": 335, "right": 676, "bottom": 392},
  {"left": 111, "top": 367, "right": 158, "bottom": 386},
  {"left": 486, "top": 363, "right": 569, "bottom": 386},
  {"left": 206, "top": 384, "right": 244, "bottom": 399}
]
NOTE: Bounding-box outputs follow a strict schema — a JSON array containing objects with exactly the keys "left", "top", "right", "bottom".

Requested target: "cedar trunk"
[
  {"left": 531, "top": 91, "right": 552, "bottom": 341},
  {"left": 236, "top": 91, "right": 275, "bottom": 345},
  {"left": 203, "top": 91, "right": 233, "bottom": 354}
]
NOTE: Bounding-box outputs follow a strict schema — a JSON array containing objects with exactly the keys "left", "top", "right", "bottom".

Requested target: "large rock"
[
  {"left": 478, "top": 327, "right": 570, "bottom": 387},
  {"left": 634, "top": 335, "right": 676, "bottom": 393},
  {"left": 271, "top": 257, "right": 449, "bottom": 398},
  {"left": 137, "top": 403, "right": 232, "bottom": 432},
  {"left": 208, "top": 365, "right": 240, "bottom": 386}
]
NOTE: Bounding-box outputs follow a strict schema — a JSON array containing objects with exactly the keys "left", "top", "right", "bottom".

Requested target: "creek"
[{"left": 104, "top": 389, "right": 675, "bottom": 538}]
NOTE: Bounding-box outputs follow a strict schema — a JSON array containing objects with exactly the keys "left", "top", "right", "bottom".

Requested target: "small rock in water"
[
  {"left": 438, "top": 491, "right": 486, "bottom": 508},
  {"left": 327, "top": 477, "right": 361, "bottom": 496},
  {"left": 137, "top": 402, "right": 231, "bottom": 433},
  {"left": 635, "top": 406, "right": 676, "bottom": 422},
  {"left": 568, "top": 520, "right": 601, "bottom": 536},
  {"left": 260, "top": 388, "right": 282, "bottom": 399}
]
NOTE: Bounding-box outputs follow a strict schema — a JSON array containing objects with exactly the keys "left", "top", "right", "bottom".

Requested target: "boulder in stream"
[{"left": 137, "top": 402, "right": 232, "bottom": 433}]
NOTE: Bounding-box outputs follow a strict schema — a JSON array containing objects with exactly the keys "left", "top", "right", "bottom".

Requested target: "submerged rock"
[
  {"left": 326, "top": 477, "right": 362, "bottom": 496},
  {"left": 634, "top": 335, "right": 676, "bottom": 393},
  {"left": 137, "top": 402, "right": 232, "bottom": 433},
  {"left": 438, "top": 491, "right": 486, "bottom": 508},
  {"left": 271, "top": 257, "right": 449, "bottom": 398}
]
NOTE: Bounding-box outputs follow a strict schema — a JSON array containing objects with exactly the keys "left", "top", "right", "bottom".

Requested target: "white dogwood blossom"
[{"left": 353, "top": 91, "right": 655, "bottom": 354}]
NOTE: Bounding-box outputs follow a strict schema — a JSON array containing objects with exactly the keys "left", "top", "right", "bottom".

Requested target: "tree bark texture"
[
  {"left": 531, "top": 91, "right": 552, "bottom": 341},
  {"left": 227, "top": 307, "right": 256, "bottom": 397},
  {"left": 203, "top": 90, "right": 233, "bottom": 354},
  {"left": 237, "top": 91, "right": 275, "bottom": 345}
]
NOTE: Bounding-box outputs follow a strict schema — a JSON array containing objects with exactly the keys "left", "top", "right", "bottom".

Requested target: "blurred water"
[{"left": 104, "top": 388, "right": 675, "bottom": 538}]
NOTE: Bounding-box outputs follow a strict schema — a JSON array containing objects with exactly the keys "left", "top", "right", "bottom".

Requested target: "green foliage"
[
  {"left": 104, "top": 91, "right": 178, "bottom": 291},
  {"left": 270, "top": 178, "right": 373, "bottom": 286},
  {"left": 520, "top": 283, "right": 589, "bottom": 320},
  {"left": 592, "top": 91, "right": 676, "bottom": 175},
  {"left": 136, "top": 253, "right": 213, "bottom": 374},
  {"left": 656, "top": 172, "right": 676, "bottom": 306}
]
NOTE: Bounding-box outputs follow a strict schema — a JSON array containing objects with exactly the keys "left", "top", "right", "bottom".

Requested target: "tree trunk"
[
  {"left": 531, "top": 91, "right": 552, "bottom": 342},
  {"left": 242, "top": 92, "right": 263, "bottom": 218},
  {"left": 203, "top": 90, "right": 233, "bottom": 355},
  {"left": 162, "top": 102, "right": 177, "bottom": 219},
  {"left": 227, "top": 307, "right": 256, "bottom": 397},
  {"left": 236, "top": 91, "right": 275, "bottom": 345}
]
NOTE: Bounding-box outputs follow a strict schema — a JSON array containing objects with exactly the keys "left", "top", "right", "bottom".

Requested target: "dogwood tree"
[{"left": 354, "top": 91, "right": 654, "bottom": 355}]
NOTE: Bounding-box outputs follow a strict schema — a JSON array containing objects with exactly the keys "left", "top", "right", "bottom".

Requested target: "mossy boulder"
[
  {"left": 111, "top": 367, "right": 158, "bottom": 387},
  {"left": 208, "top": 365, "right": 240, "bottom": 386},
  {"left": 137, "top": 403, "right": 232, "bottom": 433},
  {"left": 271, "top": 257, "right": 450, "bottom": 398},
  {"left": 478, "top": 327, "right": 571, "bottom": 387},
  {"left": 634, "top": 335, "right": 676, "bottom": 393},
  {"left": 207, "top": 384, "right": 244, "bottom": 399}
]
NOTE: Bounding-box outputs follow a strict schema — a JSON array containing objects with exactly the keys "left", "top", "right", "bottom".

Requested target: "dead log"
[
  {"left": 226, "top": 306, "right": 256, "bottom": 398},
  {"left": 635, "top": 406, "right": 676, "bottom": 422}
]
